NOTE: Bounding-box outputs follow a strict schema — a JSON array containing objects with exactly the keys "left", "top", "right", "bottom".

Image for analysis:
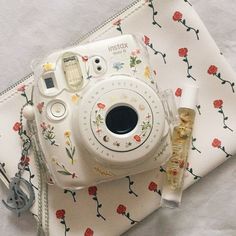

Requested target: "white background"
[{"left": 0, "top": 0, "right": 236, "bottom": 235}]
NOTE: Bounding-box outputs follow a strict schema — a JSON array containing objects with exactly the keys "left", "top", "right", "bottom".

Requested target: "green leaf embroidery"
[
  {"left": 57, "top": 170, "right": 71, "bottom": 176},
  {"left": 66, "top": 148, "right": 73, "bottom": 159}
]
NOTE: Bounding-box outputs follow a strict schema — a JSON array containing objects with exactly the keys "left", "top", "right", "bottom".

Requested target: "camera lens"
[
  {"left": 105, "top": 106, "right": 138, "bottom": 135},
  {"left": 95, "top": 58, "right": 100, "bottom": 63}
]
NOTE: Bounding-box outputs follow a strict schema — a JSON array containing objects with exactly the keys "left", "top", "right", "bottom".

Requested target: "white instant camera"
[{"left": 32, "top": 35, "right": 176, "bottom": 189}]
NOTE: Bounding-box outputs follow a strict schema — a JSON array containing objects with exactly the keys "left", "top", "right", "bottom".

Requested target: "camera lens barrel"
[{"left": 74, "top": 75, "right": 165, "bottom": 168}]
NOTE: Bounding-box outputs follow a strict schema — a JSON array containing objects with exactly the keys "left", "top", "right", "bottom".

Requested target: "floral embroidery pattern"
[
  {"left": 43, "top": 62, "right": 54, "bottom": 72},
  {"left": 213, "top": 99, "right": 233, "bottom": 132},
  {"left": 113, "top": 141, "right": 120, "bottom": 147},
  {"left": 173, "top": 11, "right": 199, "bottom": 40},
  {"left": 40, "top": 122, "right": 58, "bottom": 146},
  {"left": 191, "top": 137, "right": 201, "bottom": 154},
  {"left": 20, "top": 156, "right": 38, "bottom": 190},
  {"left": 143, "top": 35, "right": 166, "bottom": 64},
  {"left": 126, "top": 176, "right": 138, "bottom": 197},
  {"left": 208, "top": 65, "right": 235, "bottom": 93},
  {"left": 13, "top": 120, "right": 32, "bottom": 163},
  {"left": 130, "top": 49, "right": 142, "bottom": 74},
  {"left": 113, "top": 62, "right": 124, "bottom": 71},
  {"left": 37, "top": 102, "right": 44, "bottom": 114},
  {"left": 88, "top": 186, "right": 106, "bottom": 221},
  {"left": 160, "top": 165, "right": 166, "bottom": 173},
  {"left": 13, "top": 122, "right": 22, "bottom": 132},
  {"left": 133, "top": 113, "right": 152, "bottom": 143},
  {"left": 56, "top": 209, "right": 70, "bottom": 235},
  {"left": 82, "top": 56, "right": 92, "bottom": 80},
  {"left": 55, "top": 161, "right": 78, "bottom": 178},
  {"left": 144, "top": 66, "right": 155, "bottom": 84},
  {"left": 12, "top": 85, "right": 38, "bottom": 197},
  {"left": 64, "top": 189, "right": 77, "bottom": 202},
  {"left": 141, "top": 116, "right": 152, "bottom": 136},
  {"left": 84, "top": 228, "right": 94, "bottom": 236},
  {"left": 93, "top": 166, "right": 114, "bottom": 177},
  {"left": 17, "top": 84, "right": 32, "bottom": 104},
  {"left": 93, "top": 103, "right": 105, "bottom": 133},
  {"left": 144, "top": 66, "right": 150, "bottom": 79},
  {"left": 175, "top": 88, "right": 182, "bottom": 97},
  {"left": 186, "top": 165, "right": 202, "bottom": 180},
  {"left": 178, "top": 48, "right": 196, "bottom": 81},
  {"left": 125, "top": 141, "right": 132, "bottom": 148},
  {"left": 148, "top": 181, "right": 161, "bottom": 196},
  {"left": 113, "top": 19, "right": 123, "bottom": 34},
  {"left": 212, "top": 138, "right": 232, "bottom": 158},
  {"left": 64, "top": 131, "right": 76, "bottom": 164},
  {"left": 184, "top": 0, "right": 192, "bottom": 6},
  {"left": 116, "top": 204, "right": 139, "bottom": 225},
  {"left": 71, "top": 94, "right": 80, "bottom": 104},
  {"left": 196, "top": 104, "right": 201, "bottom": 115},
  {"left": 133, "top": 135, "right": 141, "bottom": 142},
  {"left": 146, "top": 0, "right": 162, "bottom": 28}
]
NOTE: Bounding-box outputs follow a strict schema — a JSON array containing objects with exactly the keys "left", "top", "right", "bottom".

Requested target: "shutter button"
[{"left": 47, "top": 100, "right": 67, "bottom": 120}]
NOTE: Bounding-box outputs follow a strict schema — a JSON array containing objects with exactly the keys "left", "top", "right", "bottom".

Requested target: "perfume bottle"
[{"left": 161, "top": 84, "right": 198, "bottom": 208}]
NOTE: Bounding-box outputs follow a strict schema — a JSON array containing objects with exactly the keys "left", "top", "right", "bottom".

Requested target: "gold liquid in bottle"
[
  {"left": 166, "top": 108, "right": 195, "bottom": 190},
  {"left": 161, "top": 85, "right": 198, "bottom": 208}
]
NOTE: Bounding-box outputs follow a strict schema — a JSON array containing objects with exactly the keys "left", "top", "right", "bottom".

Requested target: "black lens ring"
[{"left": 105, "top": 105, "right": 138, "bottom": 135}]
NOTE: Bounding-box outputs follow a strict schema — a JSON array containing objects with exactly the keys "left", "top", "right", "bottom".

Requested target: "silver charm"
[{"left": 2, "top": 176, "right": 35, "bottom": 217}]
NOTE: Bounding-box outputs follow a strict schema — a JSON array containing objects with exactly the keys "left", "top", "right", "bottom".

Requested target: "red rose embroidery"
[
  {"left": 88, "top": 186, "right": 97, "bottom": 196},
  {"left": 133, "top": 135, "right": 141, "bottom": 142},
  {"left": 212, "top": 138, "right": 221, "bottom": 148},
  {"left": 56, "top": 209, "right": 65, "bottom": 219},
  {"left": 143, "top": 35, "right": 150, "bottom": 45},
  {"left": 13, "top": 122, "right": 21, "bottom": 132},
  {"left": 213, "top": 99, "right": 223, "bottom": 108},
  {"left": 84, "top": 228, "right": 94, "bottom": 236},
  {"left": 97, "top": 103, "right": 105, "bottom": 109},
  {"left": 82, "top": 56, "right": 88, "bottom": 62},
  {"left": 17, "top": 84, "right": 26, "bottom": 92},
  {"left": 178, "top": 48, "right": 188, "bottom": 57},
  {"left": 117, "top": 204, "right": 126, "bottom": 214},
  {"left": 20, "top": 156, "right": 30, "bottom": 166},
  {"left": 175, "top": 88, "right": 182, "bottom": 97},
  {"left": 173, "top": 11, "right": 183, "bottom": 21},
  {"left": 89, "top": 186, "right": 106, "bottom": 220},
  {"left": 208, "top": 65, "right": 218, "bottom": 75},
  {"left": 40, "top": 122, "right": 47, "bottom": 130},
  {"left": 113, "top": 19, "right": 122, "bottom": 26},
  {"left": 37, "top": 102, "right": 44, "bottom": 113},
  {"left": 148, "top": 181, "right": 157, "bottom": 191}
]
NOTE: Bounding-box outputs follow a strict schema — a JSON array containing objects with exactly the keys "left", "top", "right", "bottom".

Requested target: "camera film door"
[{"left": 62, "top": 52, "right": 83, "bottom": 91}]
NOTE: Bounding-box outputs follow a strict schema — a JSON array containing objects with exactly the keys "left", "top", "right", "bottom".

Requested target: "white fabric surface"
[{"left": 0, "top": 1, "right": 236, "bottom": 236}]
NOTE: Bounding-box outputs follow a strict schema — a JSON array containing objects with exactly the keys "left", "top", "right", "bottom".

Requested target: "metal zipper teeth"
[{"left": 0, "top": 0, "right": 142, "bottom": 97}]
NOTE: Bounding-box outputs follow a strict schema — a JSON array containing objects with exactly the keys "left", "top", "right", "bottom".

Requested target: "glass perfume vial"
[{"left": 161, "top": 84, "right": 198, "bottom": 208}]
